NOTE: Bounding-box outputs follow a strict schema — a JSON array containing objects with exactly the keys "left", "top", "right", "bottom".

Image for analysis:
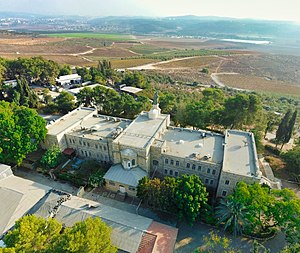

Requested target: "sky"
[{"left": 0, "top": 0, "right": 300, "bottom": 22}]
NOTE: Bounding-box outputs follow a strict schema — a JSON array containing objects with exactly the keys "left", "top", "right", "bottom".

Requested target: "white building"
[
  {"left": 42, "top": 99, "right": 280, "bottom": 198},
  {"left": 56, "top": 74, "right": 82, "bottom": 86}
]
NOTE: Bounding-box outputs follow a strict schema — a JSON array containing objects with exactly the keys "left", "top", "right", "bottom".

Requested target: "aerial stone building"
[{"left": 43, "top": 97, "right": 276, "bottom": 198}]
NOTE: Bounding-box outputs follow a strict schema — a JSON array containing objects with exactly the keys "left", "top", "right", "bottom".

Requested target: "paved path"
[
  {"left": 175, "top": 222, "right": 286, "bottom": 253},
  {"left": 14, "top": 167, "right": 78, "bottom": 195},
  {"left": 14, "top": 168, "right": 176, "bottom": 226},
  {"left": 260, "top": 158, "right": 276, "bottom": 181}
]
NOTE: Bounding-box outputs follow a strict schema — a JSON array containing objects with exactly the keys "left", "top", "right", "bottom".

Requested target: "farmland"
[
  {"left": 0, "top": 31, "right": 299, "bottom": 96},
  {"left": 45, "top": 33, "right": 135, "bottom": 41},
  {"left": 217, "top": 74, "right": 300, "bottom": 97}
]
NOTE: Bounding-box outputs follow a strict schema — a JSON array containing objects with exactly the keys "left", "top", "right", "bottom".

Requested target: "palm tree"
[{"left": 215, "top": 198, "right": 249, "bottom": 237}]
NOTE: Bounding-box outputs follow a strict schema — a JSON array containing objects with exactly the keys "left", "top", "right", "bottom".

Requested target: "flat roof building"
[
  {"left": 43, "top": 96, "right": 279, "bottom": 198},
  {"left": 56, "top": 74, "right": 81, "bottom": 86},
  {"left": 0, "top": 164, "right": 51, "bottom": 236}
]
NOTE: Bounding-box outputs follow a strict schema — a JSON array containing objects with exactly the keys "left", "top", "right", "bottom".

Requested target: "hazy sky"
[{"left": 1, "top": 0, "right": 300, "bottom": 22}]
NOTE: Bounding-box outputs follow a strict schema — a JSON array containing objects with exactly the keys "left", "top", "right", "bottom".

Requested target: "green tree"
[
  {"left": 283, "top": 110, "right": 298, "bottom": 148},
  {"left": 3, "top": 216, "right": 117, "bottom": 253},
  {"left": 175, "top": 174, "right": 208, "bottom": 224},
  {"left": 88, "top": 171, "right": 105, "bottom": 188},
  {"left": 282, "top": 146, "right": 300, "bottom": 176},
  {"left": 76, "top": 87, "right": 94, "bottom": 107},
  {"left": 40, "top": 145, "right": 62, "bottom": 169},
  {"left": 55, "top": 91, "right": 75, "bottom": 114},
  {"left": 137, "top": 177, "right": 161, "bottom": 208},
  {"left": 276, "top": 110, "right": 292, "bottom": 148},
  {"left": 195, "top": 232, "right": 240, "bottom": 253},
  {"left": 224, "top": 182, "right": 300, "bottom": 240},
  {"left": 0, "top": 102, "right": 47, "bottom": 165},
  {"left": 215, "top": 198, "right": 249, "bottom": 236},
  {"left": 159, "top": 177, "right": 178, "bottom": 211},
  {"left": 159, "top": 92, "right": 176, "bottom": 114},
  {"left": 51, "top": 217, "right": 117, "bottom": 253},
  {"left": 4, "top": 215, "right": 62, "bottom": 253},
  {"left": 222, "top": 94, "right": 262, "bottom": 129},
  {"left": 59, "top": 65, "right": 72, "bottom": 76}
]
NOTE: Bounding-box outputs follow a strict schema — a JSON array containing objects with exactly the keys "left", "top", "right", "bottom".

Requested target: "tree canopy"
[
  {"left": 137, "top": 174, "right": 208, "bottom": 225},
  {"left": 217, "top": 182, "right": 300, "bottom": 244},
  {"left": 0, "top": 101, "right": 47, "bottom": 165},
  {"left": 2, "top": 215, "right": 117, "bottom": 253}
]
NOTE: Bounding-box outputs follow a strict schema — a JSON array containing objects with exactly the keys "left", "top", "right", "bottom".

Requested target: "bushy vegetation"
[
  {"left": 137, "top": 175, "right": 208, "bottom": 225},
  {"left": 1, "top": 215, "right": 117, "bottom": 253},
  {"left": 0, "top": 101, "right": 47, "bottom": 165},
  {"left": 40, "top": 146, "right": 62, "bottom": 170},
  {"left": 216, "top": 182, "right": 300, "bottom": 244}
]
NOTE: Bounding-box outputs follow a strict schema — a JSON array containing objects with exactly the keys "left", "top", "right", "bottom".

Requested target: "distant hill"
[
  {"left": 0, "top": 12, "right": 300, "bottom": 41},
  {"left": 88, "top": 16, "right": 300, "bottom": 40}
]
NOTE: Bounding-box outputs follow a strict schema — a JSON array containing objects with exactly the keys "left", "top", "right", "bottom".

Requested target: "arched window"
[{"left": 153, "top": 160, "right": 159, "bottom": 166}]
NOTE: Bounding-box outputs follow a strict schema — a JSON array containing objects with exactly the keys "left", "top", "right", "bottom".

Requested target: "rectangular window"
[
  {"left": 212, "top": 169, "right": 216, "bottom": 175},
  {"left": 95, "top": 144, "right": 98, "bottom": 149},
  {"left": 100, "top": 146, "right": 102, "bottom": 150},
  {"left": 73, "top": 140, "right": 75, "bottom": 144},
  {"left": 175, "top": 171, "right": 178, "bottom": 177},
  {"left": 192, "top": 164, "right": 196, "bottom": 170},
  {"left": 205, "top": 179, "right": 209, "bottom": 184},
  {"left": 222, "top": 190, "right": 227, "bottom": 197},
  {"left": 176, "top": 161, "right": 179, "bottom": 166},
  {"left": 89, "top": 151, "right": 91, "bottom": 157},
  {"left": 169, "top": 170, "right": 173, "bottom": 176},
  {"left": 83, "top": 141, "right": 86, "bottom": 146},
  {"left": 170, "top": 159, "right": 174, "bottom": 165},
  {"left": 210, "top": 180, "right": 214, "bottom": 185},
  {"left": 103, "top": 146, "right": 107, "bottom": 151},
  {"left": 164, "top": 169, "right": 168, "bottom": 174},
  {"left": 225, "top": 180, "right": 230, "bottom": 185},
  {"left": 87, "top": 143, "right": 90, "bottom": 147},
  {"left": 198, "top": 166, "right": 202, "bottom": 171},
  {"left": 79, "top": 141, "right": 82, "bottom": 145},
  {"left": 186, "top": 163, "right": 190, "bottom": 168},
  {"left": 81, "top": 150, "right": 84, "bottom": 155},
  {"left": 207, "top": 168, "right": 211, "bottom": 174},
  {"left": 165, "top": 158, "right": 169, "bottom": 164}
]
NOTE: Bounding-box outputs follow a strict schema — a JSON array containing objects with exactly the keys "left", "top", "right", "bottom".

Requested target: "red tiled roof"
[
  {"left": 146, "top": 221, "right": 178, "bottom": 253},
  {"left": 137, "top": 232, "right": 157, "bottom": 253},
  {"left": 62, "top": 148, "right": 75, "bottom": 156}
]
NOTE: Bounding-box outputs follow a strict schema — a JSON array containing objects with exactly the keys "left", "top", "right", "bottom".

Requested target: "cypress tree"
[
  {"left": 276, "top": 110, "right": 292, "bottom": 148},
  {"left": 282, "top": 110, "right": 298, "bottom": 149}
]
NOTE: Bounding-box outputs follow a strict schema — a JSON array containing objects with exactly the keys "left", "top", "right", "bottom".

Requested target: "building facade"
[{"left": 43, "top": 100, "right": 274, "bottom": 198}]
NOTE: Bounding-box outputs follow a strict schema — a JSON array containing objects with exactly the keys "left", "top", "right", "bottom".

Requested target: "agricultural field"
[
  {"left": 217, "top": 74, "right": 300, "bottom": 97},
  {"left": 156, "top": 56, "right": 221, "bottom": 69},
  {"left": 110, "top": 58, "right": 160, "bottom": 69},
  {"left": 219, "top": 54, "right": 300, "bottom": 85},
  {"left": 0, "top": 31, "right": 299, "bottom": 97},
  {"left": 45, "top": 33, "right": 135, "bottom": 41}
]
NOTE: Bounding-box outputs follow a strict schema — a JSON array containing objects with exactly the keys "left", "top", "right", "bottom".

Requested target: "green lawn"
[{"left": 45, "top": 33, "right": 135, "bottom": 41}]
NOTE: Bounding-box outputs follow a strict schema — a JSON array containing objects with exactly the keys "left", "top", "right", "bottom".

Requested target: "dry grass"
[
  {"left": 218, "top": 74, "right": 300, "bottom": 96},
  {"left": 0, "top": 37, "right": 65, "bottom": 45},
  {"left": 220, "top": 54, "right": 300, "bottom": 85},
  {"left": 85, "top": 47, "right": 138, "bottom": 58},
  {"left": 110, "top": 58, "right": 160, "bottom": 68},
  {"left": 0, "top": 54, "right": 95, "bottom": 66},
  {"left": 0, "top": 43, "right": 89, "bottom": 54},
  {"left": 157, "top": 56, "right": 221, "bottom": 69}
]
